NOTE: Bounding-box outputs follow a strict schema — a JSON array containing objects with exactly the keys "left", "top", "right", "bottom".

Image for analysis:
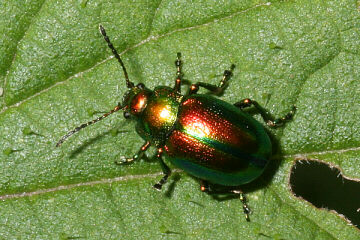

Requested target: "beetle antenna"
[
  {"left": 56, "top": 104, "right": 122, "bottom": 147},
  {"left": 99, "top": 25, "right": 135, "bottom": 89}
]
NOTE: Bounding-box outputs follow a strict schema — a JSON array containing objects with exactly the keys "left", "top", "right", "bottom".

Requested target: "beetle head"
[{"left": 122, "top": 83, "right": 152, "bottom": 118}]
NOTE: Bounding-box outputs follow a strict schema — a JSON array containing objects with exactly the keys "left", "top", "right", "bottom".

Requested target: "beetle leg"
[
  {"left": 200, "top": 181, "right": 250, "bottom": 221},
  {"left": 234, "top": 99, "right": 296, "bottom": 128},
  {"left": 173, "top": 52, "right": 183, "bottom": 93},
  {"left": 115, "top": 141, "right": 150, "bottom": 165},
  {"left": 188, "top": 64, "right": 235, "bottom": 95},
  {"left": 232, "top": 190, "right": 251, "bottom": 222},
  {"left": 153, "top": 148, "right": 172, "bottom": 190},
  {"left": 267, "top": 105, "right": 296, "bottom": 127}
]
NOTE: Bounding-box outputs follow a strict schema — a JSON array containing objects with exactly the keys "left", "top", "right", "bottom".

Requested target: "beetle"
[{"left": 56, "top": 25, "right": 296, "bottom": 221}]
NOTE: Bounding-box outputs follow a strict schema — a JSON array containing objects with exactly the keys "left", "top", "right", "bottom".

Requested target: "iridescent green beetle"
[{"left": 57, "top": 25, "right": 296, "bottom": 221}]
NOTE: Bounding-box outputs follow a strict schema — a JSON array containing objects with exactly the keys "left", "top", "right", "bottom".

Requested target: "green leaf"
[{"left": 0, "top": 0, "right": 359, "bottom": 239}]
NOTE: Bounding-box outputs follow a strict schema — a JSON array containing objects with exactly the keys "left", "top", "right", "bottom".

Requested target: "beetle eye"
[
  {"left": 131, "top": 92, "right": 148, "bottom": 114},
  {"left": 137, "top": 83, "right": 145, "bottom": 89},
  {"left": 123, "top": 111, "right": 131, "bottom": 119}
]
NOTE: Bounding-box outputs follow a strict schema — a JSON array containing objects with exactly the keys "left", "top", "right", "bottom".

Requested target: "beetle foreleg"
[
  {"left": 188, "top": 64, "right": 235, "bottom": 95},
  {"left": 115, "top": 141, "right": 150, "bottom": 165},
  {"left": 153, "top": 148, "right": 172, "bottom": 190},
  {"left": 234, "top": 99, "right": 296, "bottom": 128}
]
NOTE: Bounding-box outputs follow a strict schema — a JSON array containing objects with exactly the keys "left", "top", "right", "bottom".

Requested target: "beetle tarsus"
[
  {"left": 115, "top": 156, "right": 135, "bottom": 165},
  {"left": 188, "top": 64, "right": 235, "bottom": 95},
  {"left": 232, "top": 190, "right": 251, "bottom": 222},
  {"left": 267, "top": 105, "right": 297, "bottom": 127},
  {"left": 219, "top": 64, "right": 235, "bottom": 89},
  {"left": 153, "top": 174, "right": 170, "bottom": 191},
  {"left": 115, "top": 141, "right": 150, "bottom": 165}
]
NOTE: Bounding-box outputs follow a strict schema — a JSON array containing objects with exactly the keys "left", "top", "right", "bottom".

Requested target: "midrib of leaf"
[
  {"left": 0, "top": 166, "right": 351, "bottom": 239},
  {"left": 0, "top": 149, "right": 358, "bottom": 238},
  {"left": 0, "top": 147, "right": 358, "bottom": 200},
  {"left": 0, "top": 171, "right": 165, "bottom": 200}
]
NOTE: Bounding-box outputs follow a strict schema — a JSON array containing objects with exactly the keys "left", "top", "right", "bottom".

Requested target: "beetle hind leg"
[
  {"left": 234, "top": 98, "right": 296, "bottom": 128},
  {"left": 200, "top": 181, "right": 251, "bottom": 221},
  {"left": 232, "top": 190, "right": 251, "bottom": 222},
  {"left": 188, "top": 64, "right": 235, "bottom": 95}
]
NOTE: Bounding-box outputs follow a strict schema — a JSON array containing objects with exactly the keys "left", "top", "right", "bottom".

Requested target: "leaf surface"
[{"left": 0, "top": 0, "right": 359, "bottom": 239}]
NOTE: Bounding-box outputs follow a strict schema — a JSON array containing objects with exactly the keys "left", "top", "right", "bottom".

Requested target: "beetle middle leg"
[
  {"left": 234, "top": 99, "right": 296, "bottom": 128},
  {"left": 153, "top": 148, "right": 172, "bottom": 190},
  {"left": 188, "top": 64, "right": 235, "bottom": 95},
  {"left": 200, "top": 181, "right": 251, "bottom": 221},
  {"left": 115, "top": 141, "right": 150, "bottom": 165}
]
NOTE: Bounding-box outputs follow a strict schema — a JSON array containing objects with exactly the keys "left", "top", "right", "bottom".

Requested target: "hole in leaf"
[{"left": 290, "top": 159, "right": 360, "bottom": 228}]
